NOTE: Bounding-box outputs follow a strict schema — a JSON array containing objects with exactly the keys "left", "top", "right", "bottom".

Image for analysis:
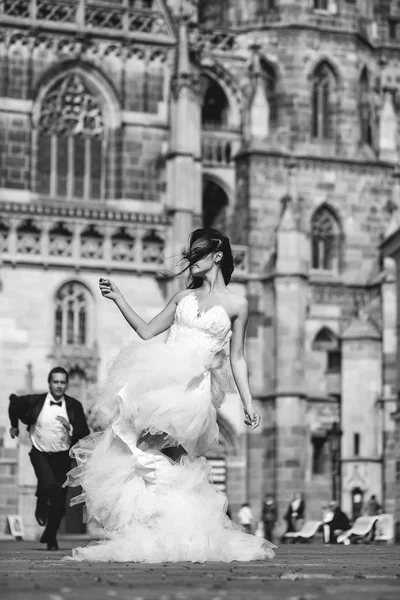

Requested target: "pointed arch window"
[
  {"left": 260, "top": 59, "right": 277, "bottom": 126},
  {"left": 54, "top": 282, "right": 91, "bottom": 347},
  {"left": 311, "top": 62, "right": 337, "bottom": 140},
  {"left": 201, "top": 75, "right": 229, "bottom": 129},
  {"left": 37, "top": 73, "right": 105, "bottom": 201},
  {"left": 359, "top": 68, "right": 373, "bottom": 146},
  {"left": 311, "top": 206, "right": 340, "bottom": 271}
]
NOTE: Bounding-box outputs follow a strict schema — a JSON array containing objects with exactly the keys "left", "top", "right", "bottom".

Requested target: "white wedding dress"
[{"left": 63, "top": 292, "right": 276, "bottom": 562}]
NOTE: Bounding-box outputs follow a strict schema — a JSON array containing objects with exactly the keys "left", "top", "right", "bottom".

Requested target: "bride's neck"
[{"left": 199, "top": 271, "right": 226, "bottom": 294}]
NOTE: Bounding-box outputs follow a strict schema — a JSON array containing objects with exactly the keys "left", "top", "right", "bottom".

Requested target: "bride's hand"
[
  {"left": 244, "top": 404, "right": 261, "bottom": 430},
  {"left": 99, "top": 278, "right": 123, "bottom": 302}
]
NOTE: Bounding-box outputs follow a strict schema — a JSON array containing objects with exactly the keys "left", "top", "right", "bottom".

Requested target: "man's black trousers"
[{"left": 29, "top": 446, "right": 71, "bottom": 542}]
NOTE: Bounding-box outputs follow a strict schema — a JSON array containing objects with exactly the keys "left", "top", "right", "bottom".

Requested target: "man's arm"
[
  {"left": 8, "top": 394, "right": 21, "bottom": 430},
  {"left": 70, "top": 401, "right": 90, "bottom": 446},
  {"left": 8, "top": 394, "right": 34, "bottom": 438}
]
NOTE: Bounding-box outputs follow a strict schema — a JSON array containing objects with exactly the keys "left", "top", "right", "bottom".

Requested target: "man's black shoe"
[{"left": 46, "top": 541, "right": 59, "bottom": 551}]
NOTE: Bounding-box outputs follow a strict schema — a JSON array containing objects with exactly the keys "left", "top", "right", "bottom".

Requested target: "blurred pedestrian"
[
  {"left": 238, "top": 502, "right": 253, "bottom": 534},
  {"left": 366, "top": 494, "right": 381, "bottom": 516},
  {"left": 261, "top": 493, "right": 277, "bottom": 542},
  {"left": 323, "top": 501, "right": 351, "bottom": 544},
  {"left": 8, "top": 367, "right": 89, "bottom": 551},
  {"left": 283, "top": 492, "right": 305, "bottom": 534}
]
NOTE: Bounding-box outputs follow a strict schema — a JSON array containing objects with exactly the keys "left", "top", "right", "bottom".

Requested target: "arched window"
[
  {"left": 359, "top": 67, "right": 373, "bottom": 146},
  {"left": 311, "top": 206, "right": 340, "bottom": 271},
  {"left": 260, "top": 59, "right": 277, "bottom": 125},
  {"left": 37, "top": 73, "right": 105, "bottom": 200},
  {"left": 311, "top": 62, "right": 337, "bottom": 139},
  {"left": 312, "top": 326, "right": 341, "bottom": 375},
  {"left": 202, "top": 177, "right": 229, "bottom": 230},
  {"left": 201, "top": 75, "right": 229, "bottom": 128},
  {"left": 54, "top": 282, "right": 91, "bottom": 346},
  {"left": 312, "top": 327, "right": 338, "bottom": 351}
]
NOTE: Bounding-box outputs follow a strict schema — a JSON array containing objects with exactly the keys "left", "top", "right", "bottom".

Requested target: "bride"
[{"left": 63, "top": 228, "right": 276, "bottom": 562}]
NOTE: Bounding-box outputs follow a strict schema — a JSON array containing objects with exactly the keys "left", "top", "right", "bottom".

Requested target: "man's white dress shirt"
[
  {"left": 30, "top": 393, "right": 72, "bottom": 453},
  {"left": 238, "top": 506, "right": 253, "bottom": 526}
]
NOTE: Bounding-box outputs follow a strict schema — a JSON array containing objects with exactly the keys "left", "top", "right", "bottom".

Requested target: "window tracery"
[
  {"left": 54, "top": 282, "right": 90, "bottom": 347},
  {"left": 311, "top": 206, "right": 340, "bottom": 271},
  {"left": 37, "top": 73, "right": 105, "bottom": 201},
  {"left": 311, "top": 62, "right": 337, "bottom": 140}
]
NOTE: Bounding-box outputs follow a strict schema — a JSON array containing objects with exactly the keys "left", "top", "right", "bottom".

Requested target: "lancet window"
[{"left": 54, "top": 282, "right": 91, "bottom": 346}]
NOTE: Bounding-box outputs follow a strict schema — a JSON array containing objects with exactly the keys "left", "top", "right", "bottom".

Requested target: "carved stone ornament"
[
  {"left": 0, "top": 220, "right": 10, "bottom": 253},
  {"left": 16, "top": 220, "right": 41, "bottom": 255},
  {"left": 141, "top": 229, "right": 165, "bottom": 264},
  {"left": 170, "top": 71, "right": 201, "bottom": 102},
  {"left": 39, "top": 73, "right": 104, "bottom": 137},
  {"left": 80, "top": 224, "right": 104, "bottom": 260},
  {"left": 49, "top": 222, "right": 73, "bottom": 257},
  {"left": 111, "top": 227, "right": 136, "bottom": 263}
]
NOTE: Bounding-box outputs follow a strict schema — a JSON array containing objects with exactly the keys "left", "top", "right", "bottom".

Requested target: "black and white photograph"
[{"left": 0, "top": 1, "right": 399, "bottom": 599}]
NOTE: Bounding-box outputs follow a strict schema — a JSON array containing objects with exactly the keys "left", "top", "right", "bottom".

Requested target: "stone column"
[
  {"left": 341, "top": 314, "right": 382, "bottom": 518},
  {"left": 272, "top": 195, "right": 309, "bottom": 530},
  {"left": 165, "top": 16, "right": 202, "bottom": 294}
]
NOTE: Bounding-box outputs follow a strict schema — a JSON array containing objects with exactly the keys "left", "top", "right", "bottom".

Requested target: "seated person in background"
[{"left": 323, "top": 501, "right": 351, "bottom": 544}]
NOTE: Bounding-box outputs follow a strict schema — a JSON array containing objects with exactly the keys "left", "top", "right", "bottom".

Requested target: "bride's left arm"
[{"left": 229, "top": 298, "right": 261, "bottom": 430}]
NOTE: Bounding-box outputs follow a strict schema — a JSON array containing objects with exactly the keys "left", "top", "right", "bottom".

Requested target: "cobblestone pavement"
[{"left": 0, "top": 539, "right": 399, "bottom": 600}]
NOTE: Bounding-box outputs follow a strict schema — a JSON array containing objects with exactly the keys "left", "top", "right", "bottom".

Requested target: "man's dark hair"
[{"left": 48, "top": 367, "right": 69, "bottom": 384}]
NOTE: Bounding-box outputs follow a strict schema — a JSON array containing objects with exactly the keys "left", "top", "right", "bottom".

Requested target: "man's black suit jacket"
[{"left": 8, "top": 392, "right": 90, "bottom": 449}]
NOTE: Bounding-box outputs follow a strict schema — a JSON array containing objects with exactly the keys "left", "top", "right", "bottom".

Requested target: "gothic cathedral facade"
[{"left": 0, "top": 0, "right": 399, "bottom": 539}]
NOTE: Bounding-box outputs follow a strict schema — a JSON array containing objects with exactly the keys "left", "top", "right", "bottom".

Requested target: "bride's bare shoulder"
[
  {"left": 226, "top": 291, "right": 248, "bottom": 319},
  {"left": 169, "top": 289, "right": 193, "bottom": 307}
]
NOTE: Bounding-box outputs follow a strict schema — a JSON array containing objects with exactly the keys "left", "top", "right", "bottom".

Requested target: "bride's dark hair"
[{"left": 181, "top": 228, "right": 234, "bottom": 289}]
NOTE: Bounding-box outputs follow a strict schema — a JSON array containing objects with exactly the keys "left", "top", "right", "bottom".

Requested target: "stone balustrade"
[
  {"left": 0, "top": 201, "right": 249, "bottom": 278},
  {"left": 201, "top": 135, "right": 239, "bottom": 167},
  {"left": 0, "top": 0, "right": 173, "bottom": 41}
]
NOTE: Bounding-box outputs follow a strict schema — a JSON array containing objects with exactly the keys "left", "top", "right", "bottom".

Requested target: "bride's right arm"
[{"left": 99, "top": 278, "right": 186, "bottom": 340}]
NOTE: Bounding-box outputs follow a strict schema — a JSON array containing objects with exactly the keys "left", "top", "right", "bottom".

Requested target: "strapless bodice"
[{"left": 166, "top": 292, "right": 232, "bottom": 357}]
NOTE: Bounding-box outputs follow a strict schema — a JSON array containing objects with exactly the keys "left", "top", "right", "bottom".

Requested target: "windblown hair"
[{"left": 181, "top": 228, "right": 234, "bottom": 289}]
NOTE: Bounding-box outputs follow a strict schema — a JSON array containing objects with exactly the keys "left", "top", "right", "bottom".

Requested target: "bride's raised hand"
[
  {"left": 99, "top": 278, "right": 123, "bottom": 302},
  {"left": 244, "top": 404, "right": 261, "bottom": 430}
]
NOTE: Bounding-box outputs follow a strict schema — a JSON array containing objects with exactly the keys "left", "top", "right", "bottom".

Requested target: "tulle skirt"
[{"left": 63, "top": 338, "right": 276, "bottom": 563}]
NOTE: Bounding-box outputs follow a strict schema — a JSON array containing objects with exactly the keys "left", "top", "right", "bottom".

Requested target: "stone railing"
[
  {"left": 0, "top": 201, "right": 171, "bottom": 273},
  {"left": 201, "top": 134, "right": 239, "bottom": 167},
  {"left": 0, "top": 0, "right": 173, "bottom": 42},
  {"left": 0, "top": 201, "right": 249, "bottom": 278}
]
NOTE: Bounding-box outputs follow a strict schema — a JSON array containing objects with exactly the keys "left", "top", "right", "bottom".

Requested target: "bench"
[
  {"left": 337, "top": 516, "right": 378, "bottom": 545},
  {"left": 283, "top": 520, "right": 322, "bottom": 543}
]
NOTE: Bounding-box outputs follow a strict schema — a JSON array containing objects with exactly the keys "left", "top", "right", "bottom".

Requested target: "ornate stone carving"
[
  {"left": 16, "top": 219, "right": 41, "bottom": 255},
  {"left": 0, "top": 220, "right": 9, "bottom": 253},
  {"left": 36, "top": 0, "right": 77, "bottom": 24},
  {"left": 85, "top": 3, "right": 124, "bottom": 31},
  {"left": 48, "top": 221, "right": 73, "bottom": 257},
  {"left": 196, "top": 29, "right": 238, "bottom": 53},
  {"left": 111, "top": 227, "right": 136, "bottom": 263},
  {"left": 312, "top": 284, "right": 381, "bottom": 309},
  {"left": 141, "top": 229, "right": 165, "bottom": 264},
  {"left": 39, "top": 73, "right": 104, "bottom": 137},
  {"left": 2, "top": 0, "right": 30, "bottom": 19},
  {"left": 49, "top": 344, "right": 100, "bottom": 385},
  {"left": 0, "top": 200, "right": 171, "bottom": 226},
  {"left": 80, "top": 224, "right": 104, "bottom": 260}
]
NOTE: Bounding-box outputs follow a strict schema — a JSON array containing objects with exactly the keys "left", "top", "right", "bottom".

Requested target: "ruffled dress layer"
[{"left": 63, "top": 292, "right": 276, "bottom": 563}]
